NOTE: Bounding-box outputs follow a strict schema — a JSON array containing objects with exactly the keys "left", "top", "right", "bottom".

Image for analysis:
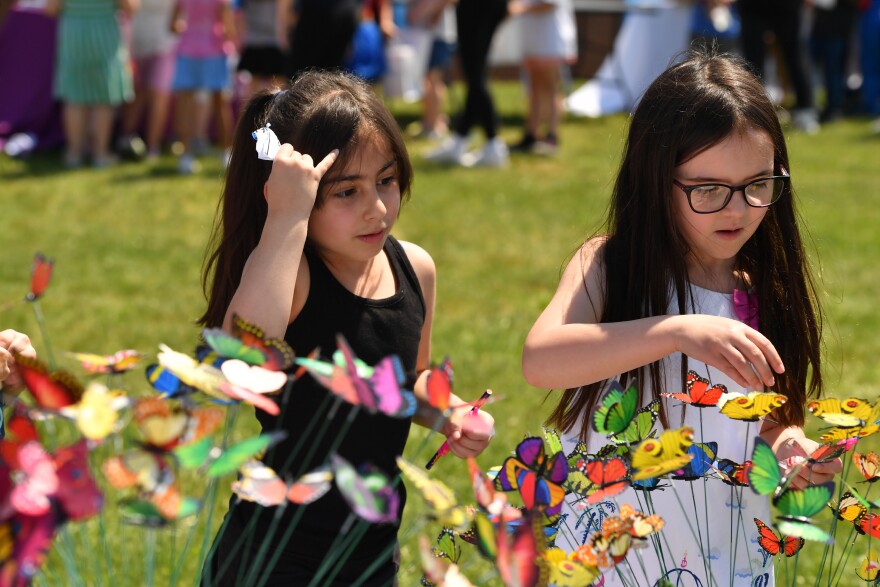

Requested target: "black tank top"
[{"left": 215, "top": 236, "right": 425, "bottom": 586}]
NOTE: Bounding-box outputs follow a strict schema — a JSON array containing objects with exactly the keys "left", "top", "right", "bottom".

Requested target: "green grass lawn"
[{"left": 1, "top": 81, "right": 879, "bottom": 586}]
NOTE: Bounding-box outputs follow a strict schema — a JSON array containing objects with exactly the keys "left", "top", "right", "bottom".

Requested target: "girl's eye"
[
  {"left": 334, "top": 187, "right": 356, "bottom": 198},
  {"left": 378, "top": 175, "right": 396, "bottom": 187}
]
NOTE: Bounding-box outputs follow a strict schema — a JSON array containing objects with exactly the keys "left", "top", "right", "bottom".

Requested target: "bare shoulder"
[
  {"left": 398, "top": 240, "right": 436, "bottom": 284},
  {"left": 553, "top": 235, "right": 609, "bottom": 324}
]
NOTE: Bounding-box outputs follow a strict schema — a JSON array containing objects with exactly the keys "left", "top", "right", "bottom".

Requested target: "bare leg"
[
  {"left": 91, "top": 104, "right": 116, "bottom": 163},
  {"left": 174, "top": 90, "right": 196, "bottom": 153},
  {"left": 146, "top": 89, "right": 172, "bottom": 155},
  {"left": 211, "top": 90, "right": 233, "bottom": 150},
  {"left": 62, "top": 102, "right": 87, "bottom": 165}
]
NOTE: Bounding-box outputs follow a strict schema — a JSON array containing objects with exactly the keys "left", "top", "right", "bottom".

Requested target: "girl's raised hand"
[
  {"left": 263, "top": 145, "right": 339, "bottom": 218},
  {"left": 672, "top": 314, "right": 783, "bottom": 390},
  {"left": 441, "top": 408, "right": 495, "bottom": 459},
  {"left": 770, "top": 431, "right": 843, "bottom": 490}
]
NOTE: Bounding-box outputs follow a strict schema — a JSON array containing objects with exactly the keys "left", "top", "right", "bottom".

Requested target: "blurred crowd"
[{"left": 1, "top": 0, "right": 879, "bottom": 170}]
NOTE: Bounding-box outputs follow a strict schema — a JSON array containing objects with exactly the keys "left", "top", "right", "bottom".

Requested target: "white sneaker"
[
  {"left": 424, "top": 134, "right": 468, "bottom": 165},
  {"left": 461, "top": 137, "right": 509, "bottom": 168},
  {"left": 791, "top": 109, "right": 819, "bottom": 135}
]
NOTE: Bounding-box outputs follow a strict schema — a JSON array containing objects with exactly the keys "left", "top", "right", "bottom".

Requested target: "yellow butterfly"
[
  {"left": 718, "top": 391, "right": 786, "bottom": 421},
  {"left": 58, "top": 382, "right": 131, "bottom": 440},
  {"left": 830, "top": 491, "right": 867, "bottom": 525},
  {"left": 542, "top": 548, "right": 599, "bottom": 587},
  {"left": 807, "top": 397, "right": 875, "bottom": 427},
  {"left": 156, "top": 344, "right": 227, "bottom": 401},
  {"left": 396, "top": 457, "right": 472, "bottom": 531},
  {"left": 631, "top": 427, "right": 694, "bottom": 480},
  {"left": 856, "top": 549, "right": 879, "bottom": 582}
]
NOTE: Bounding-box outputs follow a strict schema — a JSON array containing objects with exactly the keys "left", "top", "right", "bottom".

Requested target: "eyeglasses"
[{"left": 673, "top": 175, "right": 790, "bottom": 214}]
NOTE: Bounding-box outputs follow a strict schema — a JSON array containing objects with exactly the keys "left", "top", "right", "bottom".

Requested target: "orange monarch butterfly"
[
  {"left": 853, "top": 451, "right": 880, "bottom": 483},
  {"left": 754, "top": 518, "right": 804, "bottom": 557}
]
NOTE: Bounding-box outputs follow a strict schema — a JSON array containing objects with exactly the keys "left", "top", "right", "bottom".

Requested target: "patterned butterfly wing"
[
  {"left": 496, "top": 514, "right": 542, "bottom": 587},
  {"left": 630, "top": 427, "right": 694, "bottom": 481},
  {"left": 25, "top": 252, "right": 53, "bottom": 302},
  {"left": 14, "top": 355, "right": 83, "bottom": 410},
  {"left": 593, "top": 380, "right": 638, "bottom": 435},
  {"left": 664, "top": 371, "right": 726, "bottom": 407},
  {"left": 860, "top": 513, "right": 880, "bottom": 538},
  {"left": 715, "top": 458, "right": 751, "bottom": 487},
  {"left": 720, "top": 391, "right": 786, "bottom": 421},
  {"left": 145, "top": 363, "right": 196, "bottom": 399},
  {"left": 748, "top": 437, "right": 783, "bottom": 496},
  {"left": 834, "top": 491, "right": 868, "bottom": 525},
  {"left": 205, "top": 430, "right": 288, "bottom": 478},
  {"left": 671, "top": 441, "right": 718, "bottom": 481},
  {"left": 287, "top": 466, "right": 333, "bottom": 505},
  {"left": 53, "top": 440, "right": 102, "bottom": 521},
  {"left": 335, "top": 334, "right": 378, "bottom": 411},
  {"left": 397, "top": 456, "right": 470, "bottom": 531},
  {"left": 775, "top": 482, "right": 835, "bottom": 523},
  {"left": 807, "top": 397, "right": 874, "bottom": 427},
  {"left": 10, "top": 441, "right": 58, "bottom": 516},
  {"left": 754, "top": 517, "right": 804, "bottom": 557},
  {"left": 610, "top": 399, "right": 659, "bottom": 445},
  {"left": 202, "top": 327, "right": 267, "bottom": 365},
  {"left": 853, "top": 451, "right": 880, "bottom": 482},
  {"left": 496, "top": 437, "right": 567, "bottom": 512},
  {"left": 332, "top": 455, "right": 399, "bottom": 524},
  {"left": 231, "top": 460, "right": 289, "bottom": 506},
  {"left": 231, "top": 313, "right": 296, "bottom": 371},
  {"left": 370, "top": 355, "right": 415, "bottom": 418},
  {"left": 580, "top": 457, "right": 630, "bottom": 504}
]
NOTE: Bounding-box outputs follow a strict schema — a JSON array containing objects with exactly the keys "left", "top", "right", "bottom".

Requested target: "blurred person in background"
[
  {"left": 284, "top": 0, "right": 361, "bottom": 77},
  {"left": 810, "top": 0, "right": 859, "bottom": 123},
  {"left": 235, "top": 0, "right": 286, "bottom": 100},
  {"left": 861, "top": 0, "right": 880, "bottom": 128},
  {"left": 408, "top": 0, "right": 457, "bottom": 139}
]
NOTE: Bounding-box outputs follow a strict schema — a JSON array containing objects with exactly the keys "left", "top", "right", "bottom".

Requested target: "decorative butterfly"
[
  {"left": 609, "top": 399, "right": 659, "bottom": 445},
  {"left": 202, "top": 328, "right": 268, "bottom": 366},
  {"left": 620, "top": 503, "right": 664, "bottom": 539},
  {"left": 156, "top": 344, "right": 229, "bottom": 402},
  {"left": 748, "top": 437, "right": 834, "bottom": 543},
  {"left": 67, "top": 349, "right": 142, "bottom": 374},
  {"left": 57, "top": 382, "right": 131, "bottom": 440},
  {"left": 832, "top": 491, "right": 867, "bottom": 525},
  {"left": 24, "top": 252, "right": 53, "bottom": 302},
  {"left": 574, "top": 523, "right": 633, "bottom": 569},
  {"left": 661, "top": 371, "right": 726, "bottom": 407},
  {"left": 297, "top": 335, "right": 416, "bottom": 418},
  {"left": 102, "top": 450, "right": 199, "bottom": 522},
  {"left": 630, "top": 427, "right": 694, "bottom": 481},
  {"left": 397, "top": 457, "right": 472, "bottom": 531},
  {"left": 671, "top": 441, "right": 718, "bottom": 481},
  {"left": 714, "top": 458, "right": 752, "bottom": 487},
  {"left": 144, "top": 362, "right": 196, "bottom": 399},
  {"left": 0, "top": 406, "right": 39, "bottom": 467},
  {"left": 542, "top": 548, "right": 600, "bottom": 587},
  {"left": 13, "top": 354, "right": 83, "bottom": 411},
  {"left": 572, "top": 456, "right": 630, "bottom": 505},
  {"left": 52, "top": 440, "right": 103, "bottom": 522},
  {"left": 418, "top": 533, "right": 475, "bottom": 587},
  {"left": 753, "top": 517, "right": 804, "bottom": 557},
  {"left": 856, "top": 549, "right": 879, "bottom": 582},
  {"left": 494, "top": 437, "right": 568, "bottom": 515},
  {"left": 331, "top": 454, "right": 399, "bottom": 524},
  {"left": 116, "top": 496, "right": 201, "bottom": 527},
  {"left": 494, "top": 513, "right": 543, "bottom": 587},
  {"left": 718, "top": 391, "right": 786, "bottom": 421},
  {"left": 0, "top": 510, "right": 57, "bottom": 586},
  {"left": 173, "top": 430, "right": 288, "bottom": 478},
  {"left": 468, "top": 457, "right": 511, "bottom": 517},
  {"left": 132, "top": 397, "right": 225, "bottom": 451},
  {"left": 426, "top": 357, "right": 454, "bottom": 413},
  {"left": 230, "top": 313, "right": 296, "bottom": 371},
  {"left": 860, "top": 513, "right": 880, "bottom": 539},
  {"left": 807, "top": 397, "right": 876, "bottom": 427},
  {"left": 853, "top": 451, "right": 880, "bottom": 483},
  {"left": 231, "top": 460, "right": 332, "bottom": 507},
  {"left": 593, "top": 380, "right": 639, "bottom": 436},
  {"left": 217, "top": 359, "right": 287, "bottom": 415},
  {"left": 8, "top": 441, "right": 58, "bottom": 517}
]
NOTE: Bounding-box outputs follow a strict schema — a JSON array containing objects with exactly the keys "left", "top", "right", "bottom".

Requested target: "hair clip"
[{"left": 252, "top": 122, "right": 281, "bottom": 161}]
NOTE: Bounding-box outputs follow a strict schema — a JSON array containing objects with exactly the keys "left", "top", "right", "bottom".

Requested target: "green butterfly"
[
  {"left": 748, "top": 437, "right": 835, "bottom": 543},
  {"left": 610, "top": 399, "right": 659, "bottom": 445},
  {"left": 173, "top": 430, "right": 288, "bottom": 477},
  {"left": 593, "top": 380, "right": 639, "bottom": 436}
]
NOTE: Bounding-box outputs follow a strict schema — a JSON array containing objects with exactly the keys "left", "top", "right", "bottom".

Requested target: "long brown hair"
[
  {"left": 199, "top": 70, "right": 413, "bottom": 328},
  {"left": 547, "top": 49, "right": 823, "bottom": 439}
]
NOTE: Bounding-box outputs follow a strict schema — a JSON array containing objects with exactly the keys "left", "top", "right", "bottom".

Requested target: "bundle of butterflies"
[{"left": 402, "top": 376, "right": 880, "bottom": 587}]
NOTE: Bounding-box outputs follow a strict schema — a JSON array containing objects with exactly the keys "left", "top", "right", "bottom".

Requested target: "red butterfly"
[
  {"left": 754, "top": 518, "right": 804, "bottom": 557},
  {"left": 661, "top": 370, "right": 726, "bottom": 407},
  {"left": 575, "top": 456, "right": 630, "bottom": 505},
  {"left": 426, "top": 357, "right": 454, "bottom": 413},
  {"left": 859, "top": 513, "right": 880, "bottom": 539},
  {"left": 231, "top": 313, "right": 295, "bottom": 371},
  {"left": 14, "top": 355, "right": 84, "bottom": 410},
  {"left": 715, "top": 458, "right": 752, "bottom": 486},
  {"left": 25, "top": 252, "right": 53, "bottom": 302}
]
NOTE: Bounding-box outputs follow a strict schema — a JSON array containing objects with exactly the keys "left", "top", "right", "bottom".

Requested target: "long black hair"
[
  {"left": 199, "top": 69, "right": 413, "bottom": 328},
  {"left": 548, "top": 49, "right": 823, "bottom": 439}
]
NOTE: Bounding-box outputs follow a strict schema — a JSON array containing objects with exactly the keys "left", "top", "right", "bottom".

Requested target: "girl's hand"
[
  {"left": 263, "top": 145, "right": 338, "bottom": 218},
  {"left": 0, "top": 329, "right": 36, "bottom": 392},
  {"left": 440, "top": 408, "right": 495, "bottom": 459},
  {"left": 672, "top": 314, "right": 783, "bottom": 390},
  {"left": 770, "top": 430, "right": 843, "bottom": 490}
]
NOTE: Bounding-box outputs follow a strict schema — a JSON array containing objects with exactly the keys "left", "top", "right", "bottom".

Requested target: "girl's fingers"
[
  {"left": 315, "top": 149, "right": 339, "bottom": 176},
  {"left": 738, "top": 341, "right": 776, "bottom": 388},
  {"left": 746, "top": 330, "right": 785, "bottom": 374}
]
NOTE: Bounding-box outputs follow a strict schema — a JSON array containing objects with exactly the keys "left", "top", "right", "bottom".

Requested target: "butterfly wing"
[
  {"left": 593, "top": 380, "right": 638, "bottom": 435},
  {"left": 610, "top": 400, "right": 659, "bottom": 445},
  {"left": 775, "top": 482, "right": 835, "bottom": 521},
  {"left": 231, "top": 460, "right": 289, "bottom": 507},
  {"left": 10, "top": 442, "right": 59, "bottom": 516},
  {"left": 748, "top": 437, "right": 783, "bottom": 496},
  {"left": 663, "top": 371, "right": 725, "bottom": 407},
  {"left": 672, "top": 441, "right": 718, "bottom": 481},
  {"left": 204, "top": 431, "right": 288, "bottom": 478},
  {"left": 15, "top": 355, "right": 83, "bottom": 410},
  {"left": 335, "top": 334, "right": 378, "bottom": 412},
  {"left": 25, "top": 252, "right": 53, "bottom": 301},
  {"left": 53, "top": 440, "right": 103, "bottom": 521},
  {"left": 720, "top": 392, "right": 786, "bottom": 421},
  {"left": 397, "top": 457, "right": 470, "bottom": 531},
  {"left": 753, "top": 517, "right": 782, "bottom": 556},
  {"left": 630, "top": 427, "right": 694, "bottom": 481},
  {"left": 581, "top": 457, "right": 630, "bottom": 504},
  {"left": 370, "top": 356, "right": 415, "bottom": 418},
  {"left": 426, "top": 357, "right": 454, "bottom": 413},
  {"left": 231, "top": 314, "right": 295, "bottom": 371},
  {"left": 853, "top": 451, "right": 880, "bottom": 482},
  {"left": 202, "top": 327, "right": 267, "bottom": 365},
  {"left": 287, "top": 466, "right": 334, "bottom": 505},
  {"left": 332, "top": 455, "right": 399, "bottom": 524}
]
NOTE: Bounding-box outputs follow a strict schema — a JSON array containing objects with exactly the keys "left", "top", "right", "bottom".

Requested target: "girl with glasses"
[{"left": 522, "top": 49, "right": 841, "bottom": 586}]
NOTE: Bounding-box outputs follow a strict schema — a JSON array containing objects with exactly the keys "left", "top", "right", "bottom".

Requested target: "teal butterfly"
[
  {"left": 748, "top": 437, "right": 835, "bottom": 543},
  {"left": 593, "top": 380, "right": 639, "bottom": 436},
  {"left": 173, "top": 430, "right": 288, "bottom": 478}
]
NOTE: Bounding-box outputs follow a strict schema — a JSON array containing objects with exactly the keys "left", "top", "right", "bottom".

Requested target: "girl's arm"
[
  {"left": 759, "top": 420, "right": 842, "bottom": 489},
  {"left": 220, "top": 0, "right": 236, "bottom": 44},
  {"left": 522, "top": 238, "right": 783, "bottom": 391},
  {"left": 223, "top": 145, "right": 338, "bottom": 336},
  {"left": 403, "top": 241, "right": 493, "bottom": 458},
  {"left": 117, "top": 0, "right": 138, "bottom": 17},
  {"left": 170, "top": 1, "right": 185, "bottom": 33},
  {"left": 44, "top": 0, "right": 62, "bottom": 17}
]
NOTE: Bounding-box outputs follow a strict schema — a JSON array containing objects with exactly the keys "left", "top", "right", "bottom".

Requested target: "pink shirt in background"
[{"left": 176, "top": 0, "right": 229, "bottom": 57}]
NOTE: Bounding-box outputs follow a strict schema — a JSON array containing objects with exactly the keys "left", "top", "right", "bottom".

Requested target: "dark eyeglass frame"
[{"left": 673, "top": 174, "right": 790, "bottom": 214}]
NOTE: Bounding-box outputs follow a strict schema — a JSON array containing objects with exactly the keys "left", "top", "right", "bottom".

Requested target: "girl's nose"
[
  {"left": 364, "top": 188, "right": 387, "bottom": 219},
  {"left": 723, "top": 188, "right": 750, "bottom": 214}
]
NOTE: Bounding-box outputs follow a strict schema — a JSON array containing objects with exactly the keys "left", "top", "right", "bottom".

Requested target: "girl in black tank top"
[{"left": 199, "top": 71, "right": 494, "bottom": 586}]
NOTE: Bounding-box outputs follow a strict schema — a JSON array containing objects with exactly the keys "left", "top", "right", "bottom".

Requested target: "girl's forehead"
[{"left": 337, "top": 134, "right": 394, "bottom": 174}]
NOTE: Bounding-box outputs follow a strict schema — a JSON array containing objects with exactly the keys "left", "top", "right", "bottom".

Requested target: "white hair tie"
[{"left": 252, "top": 122, "right": 281, "bottom": 161}]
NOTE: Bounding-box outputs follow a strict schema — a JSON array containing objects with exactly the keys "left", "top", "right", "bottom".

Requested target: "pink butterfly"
[{"left": 9, "top": 442, "right": 58, "bottom": 517}]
